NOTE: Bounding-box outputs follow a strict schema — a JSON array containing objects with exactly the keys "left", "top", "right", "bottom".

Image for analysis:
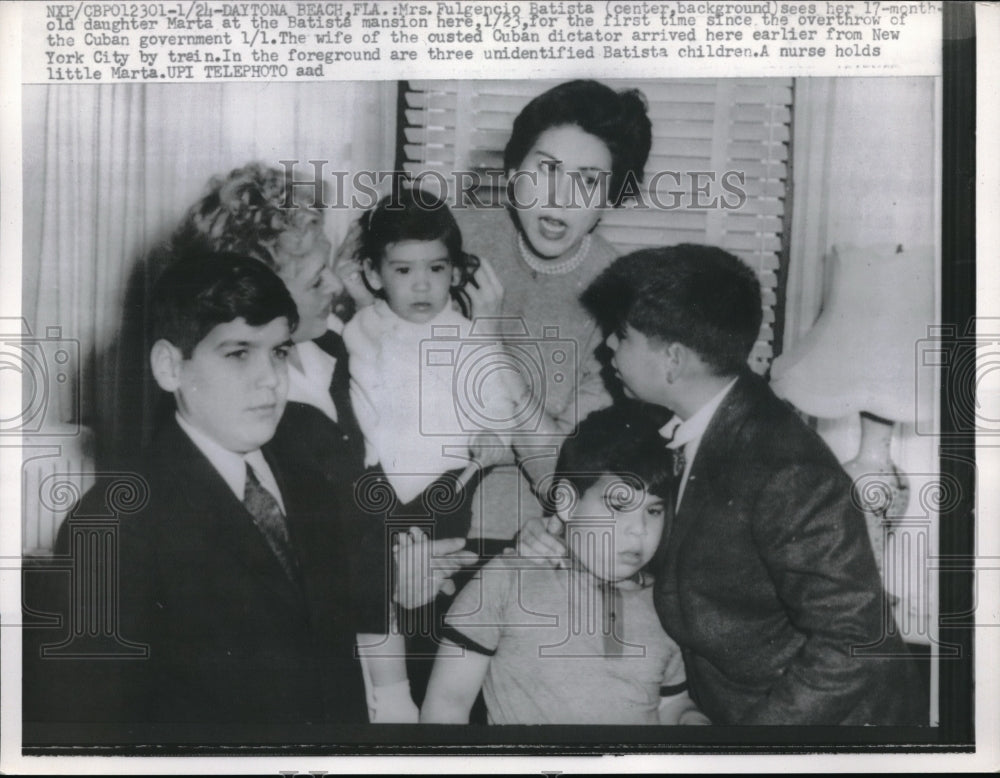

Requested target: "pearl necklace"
[{"left": 517, "top": 233, "right": 592, "bottom": 276}]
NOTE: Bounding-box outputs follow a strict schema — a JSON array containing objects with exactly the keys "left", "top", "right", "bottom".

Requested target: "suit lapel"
[
  {"left": 264, "top": 444, "right": 313, "bottom": 580},
  {"left": 666, "top": 372, "right": 763, "bottom": 553},
  {"left": 156, "top": 421, "right": 306, "bottom": 613},
  {"left": 267, "top": 444, "right": 348, "bottom": 632}
]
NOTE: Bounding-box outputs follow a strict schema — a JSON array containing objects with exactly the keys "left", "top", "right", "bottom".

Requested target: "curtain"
[
  {"left": 783, "top": 77, "right": 941, "bottom": 677},
  {"left": 23, "top": 81, "right": 397, "bottom": 470},
  {"left": 784, "top": 77, "right": 938, "bottom": 350},
  {"left": 783, "top": 78, "right": 835, "bottom": 353}
]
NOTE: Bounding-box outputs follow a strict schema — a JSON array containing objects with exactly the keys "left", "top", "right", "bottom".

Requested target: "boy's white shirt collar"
[
  {"left": 659, "top": 377, "right": 739, "bottom": 448},
  {"left": 659, "top": 377, "right": 739, "bottom": 508},
  {"left": 287, "top": 337, "right": 338, "bottom": 423},
  {"left": 174, "top": 411, "right": 285, "bottom": 513}
]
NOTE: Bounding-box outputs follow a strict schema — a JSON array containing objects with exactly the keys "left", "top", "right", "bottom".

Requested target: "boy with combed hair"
[{"left": 23, "top": 251, "right": 366, "bottom": 730}]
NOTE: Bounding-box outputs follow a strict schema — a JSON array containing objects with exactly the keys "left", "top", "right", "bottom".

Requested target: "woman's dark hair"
[
  {"left": 356, "top": 188, "right": 481, "bottom": 316},
  {"left": 503, "top": 80, "right": 653, "bottom": 207}
]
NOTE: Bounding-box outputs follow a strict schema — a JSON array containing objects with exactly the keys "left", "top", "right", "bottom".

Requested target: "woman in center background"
[{"left": 452, "top": 80, "right": 653, "bottom": 543}]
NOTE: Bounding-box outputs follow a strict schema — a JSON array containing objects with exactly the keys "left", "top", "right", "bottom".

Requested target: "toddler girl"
[{"left": 344, "top": 188, "right": 517, "bottom": 712}]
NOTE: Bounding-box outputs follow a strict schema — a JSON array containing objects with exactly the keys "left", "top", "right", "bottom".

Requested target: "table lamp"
[{"left": 771, "top": 243, "right": 935, "bottom": 568}]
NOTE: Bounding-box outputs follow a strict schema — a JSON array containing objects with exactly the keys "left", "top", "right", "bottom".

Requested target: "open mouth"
[{"left": 537, "top": 216, "right": 569, "bottom": 242}]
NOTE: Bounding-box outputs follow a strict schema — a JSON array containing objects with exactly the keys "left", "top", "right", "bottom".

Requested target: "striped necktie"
[
  {"left": 243, "top": 464, "right": 299, "bottom": 585},
  {"left": 663, "top": 423, "right": 687, "bottom": 503}
]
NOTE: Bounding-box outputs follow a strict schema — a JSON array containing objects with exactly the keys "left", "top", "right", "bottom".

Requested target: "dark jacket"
[
  {"left": 269, "top": 329, "right": 367, "bottom": 487},
  {"left": 23, "top": 417, "right": 367, "bottom": 730},
  {"left": 267, "top": 329, "right": 390, "bottom": 635},
  {"left": 654, "top": 371, "right": 925, "bottom": 725}
]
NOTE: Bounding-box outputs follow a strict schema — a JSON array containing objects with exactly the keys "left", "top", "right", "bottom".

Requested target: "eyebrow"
[
  {"left": 214, "top": 339, "right": 254, "bottom": 351},
  {"left": 606, "top": 492, "right": 662, "bottom": 504},
  {"left": 532, "top": 150, "right": 607, "bottom": 172},
  {"left": 213, "top": 337, "right": 292, "bottom": 351},
  {"left": 385, "top": 257, "right": 450, "bottom": 265}
]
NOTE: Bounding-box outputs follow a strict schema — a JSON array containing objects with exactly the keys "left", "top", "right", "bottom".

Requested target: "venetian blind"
[{"left": 402, "top": 79, "right": 792, "bottom": 373}]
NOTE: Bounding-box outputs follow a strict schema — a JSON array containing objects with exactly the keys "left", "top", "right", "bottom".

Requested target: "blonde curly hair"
[{"left": 173, "top": 162, "right": 323, "bottom": 269}]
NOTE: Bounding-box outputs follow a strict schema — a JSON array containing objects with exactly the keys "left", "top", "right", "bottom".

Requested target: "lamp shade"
[{"left": 771, "top": 243, "right": 935, "bottom": 423}]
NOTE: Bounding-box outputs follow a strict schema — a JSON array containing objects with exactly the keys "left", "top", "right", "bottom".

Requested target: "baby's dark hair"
[
  {"left": 503, "top": 80, "right": 652, "bottom": 207},
  {"left": 546, "top": 403, "right": 672, "bottom": 516},
  {"left": 356, "top": 188, "right": 480, "bottom": 316},
  {"left": 151, "top": 249, "right": 298, "bottom": 359}
]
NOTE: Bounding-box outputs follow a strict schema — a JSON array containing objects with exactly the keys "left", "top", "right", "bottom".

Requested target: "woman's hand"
[
  {"left": 393, "top": 527, "right": 478, "bottom": 609},
  {"left": 469, "top": 431, "right": 509, "bottom": 470},
  {"left": 465, "top": 256, "right": 504, "bottom": 320},
  {"left": 511, "top": 514, "right": 568, "bottom": 568},
  {"left": 332, "top": 220, "right": 375, "bottom": 309}
]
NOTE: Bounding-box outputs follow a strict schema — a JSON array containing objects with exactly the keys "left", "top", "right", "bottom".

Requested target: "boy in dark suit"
[
  {"left": 169, "top": 167, "right": 473, "bottom": 721},
  {"left": 575, "top": 244, "right": 924, "bottom": 725},
  {"left": 23, "top": 251, "right": 366, "bottom": 734}
]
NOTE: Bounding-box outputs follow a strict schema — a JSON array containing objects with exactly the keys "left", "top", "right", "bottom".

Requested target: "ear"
[
  {"left": 662, "top": 341, "right": 687, "bottom": 385},
  {"left": 362, "top": 257, "right": 383, "bottom": 291},
  {"left": 150, "top": 339, "right": 184, "bottom": 393}
]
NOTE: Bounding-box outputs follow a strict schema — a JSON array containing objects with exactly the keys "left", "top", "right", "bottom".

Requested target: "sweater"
[
  {"left": 453, "top": 207, "right": 617, "bottom": 538},
  {"left": 344, "top": 299, "right": 516, "bottom": 504}
]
